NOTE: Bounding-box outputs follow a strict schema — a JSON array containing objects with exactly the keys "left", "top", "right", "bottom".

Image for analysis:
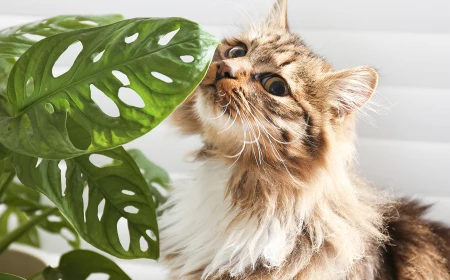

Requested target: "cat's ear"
[
  {"left": 323, "top": 66, "right": 378, "bottom": 117},
  {"left": 266, "top": 0, "right": 289, "bottom": 30}
]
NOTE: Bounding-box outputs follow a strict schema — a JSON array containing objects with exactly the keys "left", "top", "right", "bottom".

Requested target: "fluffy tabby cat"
[{"left": 159, "top": 1, "right": 450, "bottom": 279}]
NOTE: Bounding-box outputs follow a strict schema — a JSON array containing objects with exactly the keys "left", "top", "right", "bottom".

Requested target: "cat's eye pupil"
[
  {"left": 262, "top": 76, "right": 288, "bottom": 97},
  {"left": 227, "top": 46, "right": 246, "bottom": 58},
  {"left": 269, "top": 81, "right": 286, "bottom": 96}
]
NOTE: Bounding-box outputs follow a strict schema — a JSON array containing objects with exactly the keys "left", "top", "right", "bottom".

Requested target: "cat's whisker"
[
  {"left": 239, "top": 111, "right": 256, "bottom": 158},
  {"left": 247, "top": 101, "right": 305, "bottom": 145},
  {"left": 207, "top": 105, "right": 229, "bottom": 120},
  {"left": 220, "top": 98, "right": 232, "bottom": 108}
]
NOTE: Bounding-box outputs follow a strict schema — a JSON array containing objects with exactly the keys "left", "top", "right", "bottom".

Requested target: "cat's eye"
[
  {"left": 262, "top": 76, "right": 289, "bottom": 97},
  {"left": 227, "top": 45, "right": 247, "bottom": 58}
]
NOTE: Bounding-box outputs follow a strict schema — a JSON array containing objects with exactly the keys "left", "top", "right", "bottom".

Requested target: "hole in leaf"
[
  {"left": 151, "top": 72, "right": 173, "bottom": 83},
  {"left": 48, "top": 215, "right": 62, "bottom": 223},
  {"left": 35, "top": 210, "right": 42, "bottom": 216},
  {"left": 22, "top": 33, "right": 45, "bottom": 41},
  {"left": 158, "top": 28, "right": 179, "bottom": 45},
  {"left": 66, "top": 116, "right": 91, "bottom": 150},
  {"left": 58, "top": 161, "right": 67, "bottom": 197},
  {"left": 53, "top": 41, "right": 83, "bottom": 78},
  {"left": 124, "top": 206, "right": 139, "bottom": 214},
  {"left": 93, "top": 50, "right": 105, "bottom": 63},
  {"left": 122, "top": 190, "right": 135, "bottom": 196},
  {"left": 125, "top": 33, "right": 138, "bottom": 44},
  {"left": 79, "top": 20, "right": 99, "bottom": 27},
  {"left": 7, "top": 213, "right": 18, "bottom": 232},
  {"left": 97, "top": 199, "right": 105, "bottom": 221},
  {"left": 140, "top": 236, "right": 148, "bottom": 252},
  {"left": 26, "top": 77, "right": 34, "bottom": 97},
  {"left": 86, "top": 273, "right": 109, "bottom": 280},
  {"left": 118, "top": 87, "right": 145, "bottom": 108},
  {"left": 83, "top": 185, "right": 89, "bottom": 222},
  {"left": 61, "top": 228, "right": 76, "bottom": 242},
  {"left": 45, "top": 103, "right": 54, "bottom": 114},
  {"left": 89, "top": 154, "right": 122, "bottom": 168},
  {"left": 35, "top": 158, "right": 43, "bottom": 168},
  {"left": 117, "top": 218, "right": 130, "bottom": 251},
  {"left": 146, "top": 229, "right": 157, "bottom": 241},
  {"left": 90, "top": 84, "right": 120, "bottom": 117},
  {"left": 112, "top": 71, "right": 130, "bottom": 86},
  {"left": 180, "top": 55, "right": 195, "bottom": 63}
]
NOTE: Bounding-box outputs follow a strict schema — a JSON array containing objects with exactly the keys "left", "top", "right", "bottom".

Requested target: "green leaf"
[
  {"left": 1, "top": 182, "right": 80, "bottom": 249},
  {"left": 0, "top": 208, "right": 40, "bottom": 248},
  {"left": 128, "top": 149, "right": 170, "bottom": 208},
  {"left": 2, "top": 182, "right": 41, "bottom": 212},
  {"left": 37, "top": 211, "right": 81, "bottom": 249},
  {"left": 13, "top": 147, "right": 159, "bottom": 259},
  {"left": 0, "top": 15, "right": 124, "bottom": 59},
  {"left": 0, "top": 151, "right": 14, "bottom": 200},
  {"left": 0, "top": 273, "right": 26, "bottom": 280},
  {"left": 0, "top": 207, "right": 56, "bottom": 253},
  {"left": 43, "top": 250, "right": 131, "bottom": 280},
  {"left": 0, "top": 17, "right": 218, "bottom": 160},
  {"left": 0, "top": 15, "right": 124, "bottom": 101}
]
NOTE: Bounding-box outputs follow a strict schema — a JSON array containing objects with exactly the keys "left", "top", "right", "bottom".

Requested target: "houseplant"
[{"left": 0, "top": 14, "right": 218, "bottom": 279}]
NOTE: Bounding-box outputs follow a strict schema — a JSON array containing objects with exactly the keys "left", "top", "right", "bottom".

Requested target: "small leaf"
[
  {"left": 2, "top": 182, "right": 41, "bottom": 212},
  {"left": 0, "top": 207, "right": 57, "bottom": 253},
  {"left": 43, "top": 250, "right": 131, "bottom": 280},
  {"left": 127, "top": 149, "right": 171, "bottom": 209},
  {"left": 38, "top": 211, "right": 81, "bottom": 249},
  {"left": 0, "top": 208, "right": 40, "bottom": 248},
  {"left": 13, "top": 147, "right": 158, "bottom": 259},
  {"left": 0, "top": 17, "right": 219, "bottom": 159},
  {"left": 0, "top": 273, "right": 26, "bottom": 280},
  {"left": 1, "top": 181, "right": 80, "bottom": 249}
]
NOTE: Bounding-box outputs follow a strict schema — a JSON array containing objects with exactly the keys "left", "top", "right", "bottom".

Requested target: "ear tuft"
[
  {"left": 325, "top": 66, "right": 378, "bottom": 117},
  {"left": 266, "top": 0, "right": 289, "bottom": 30}
]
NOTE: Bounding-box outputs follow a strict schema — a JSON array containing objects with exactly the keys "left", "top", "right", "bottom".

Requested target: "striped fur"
[{"left": 160, "top": 0, "right": 450, "bottom": 279}]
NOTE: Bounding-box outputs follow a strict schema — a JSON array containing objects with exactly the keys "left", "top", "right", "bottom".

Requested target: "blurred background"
[{"left": 1, "top": 0, "right": 449, "bottom": 278}]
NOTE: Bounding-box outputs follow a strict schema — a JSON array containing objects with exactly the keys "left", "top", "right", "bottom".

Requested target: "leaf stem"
[
  {"left": 0, "top": 207, "right": 57, "bottom": 254},
  {"left": 0, "top": 171, "right": 15, "bottom": 200}
]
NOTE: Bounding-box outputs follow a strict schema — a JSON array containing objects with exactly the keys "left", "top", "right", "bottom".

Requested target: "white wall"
[{"left": 1, "top": 0, "right": 449, "bottom": 207}]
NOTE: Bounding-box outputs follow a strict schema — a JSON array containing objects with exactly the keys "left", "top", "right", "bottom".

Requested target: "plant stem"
[
  {"left": 0, "top": 207, "right": 57, "bottom": 254},
  {"left": 0, "top": 170, "right": 15, "bottom": 200}
]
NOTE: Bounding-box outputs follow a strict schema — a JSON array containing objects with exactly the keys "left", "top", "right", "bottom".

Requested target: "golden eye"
[
  {"left": 227, "top": 45, "right": 247, "bottom": 58},
  {"left": 262, "top": 76, "right": 289, "bottom": 97}
]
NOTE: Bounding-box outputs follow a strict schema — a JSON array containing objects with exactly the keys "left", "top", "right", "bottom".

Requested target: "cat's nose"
[{"left": 216, "top": 61, "right": 235, "bottom": 80}]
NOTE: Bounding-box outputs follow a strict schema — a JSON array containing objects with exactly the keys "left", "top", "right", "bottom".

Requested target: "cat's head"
[{"left": 173, "top": 0, "right": 378, "bottom": 174}]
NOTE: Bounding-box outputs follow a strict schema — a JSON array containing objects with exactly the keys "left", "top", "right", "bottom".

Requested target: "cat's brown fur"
[{"left": 165, "top": 0, "right": 450, "bottom": 279}]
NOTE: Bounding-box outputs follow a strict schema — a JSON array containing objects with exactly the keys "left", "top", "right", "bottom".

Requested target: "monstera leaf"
[
  {"left": 0, "top": 15, "right": 124, "bottom": 98},
  {"left": 43, "top": 250, "right": 131, "bottom": 280},
  {"left": 12, "top": 147, "right": 159, "bottom": 259},
  {"left": 0, "top": 15, "right": 123, "bottom": 59},
  {"left": 0, "top": 17, "right": 218, "bottom": 159}
]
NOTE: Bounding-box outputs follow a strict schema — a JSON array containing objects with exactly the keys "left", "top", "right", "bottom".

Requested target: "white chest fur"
[{"left": 159, "top": 162, "right": 293, "bottom": 279}]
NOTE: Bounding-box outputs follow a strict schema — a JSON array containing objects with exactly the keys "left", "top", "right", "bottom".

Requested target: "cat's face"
[{"left": 174, "top": 0, "right": 378, "bottom": 170}]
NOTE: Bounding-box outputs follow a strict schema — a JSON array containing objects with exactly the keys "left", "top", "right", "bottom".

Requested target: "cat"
[{"left": 159, "top": 0, "right": 450, "bottom": 279}]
